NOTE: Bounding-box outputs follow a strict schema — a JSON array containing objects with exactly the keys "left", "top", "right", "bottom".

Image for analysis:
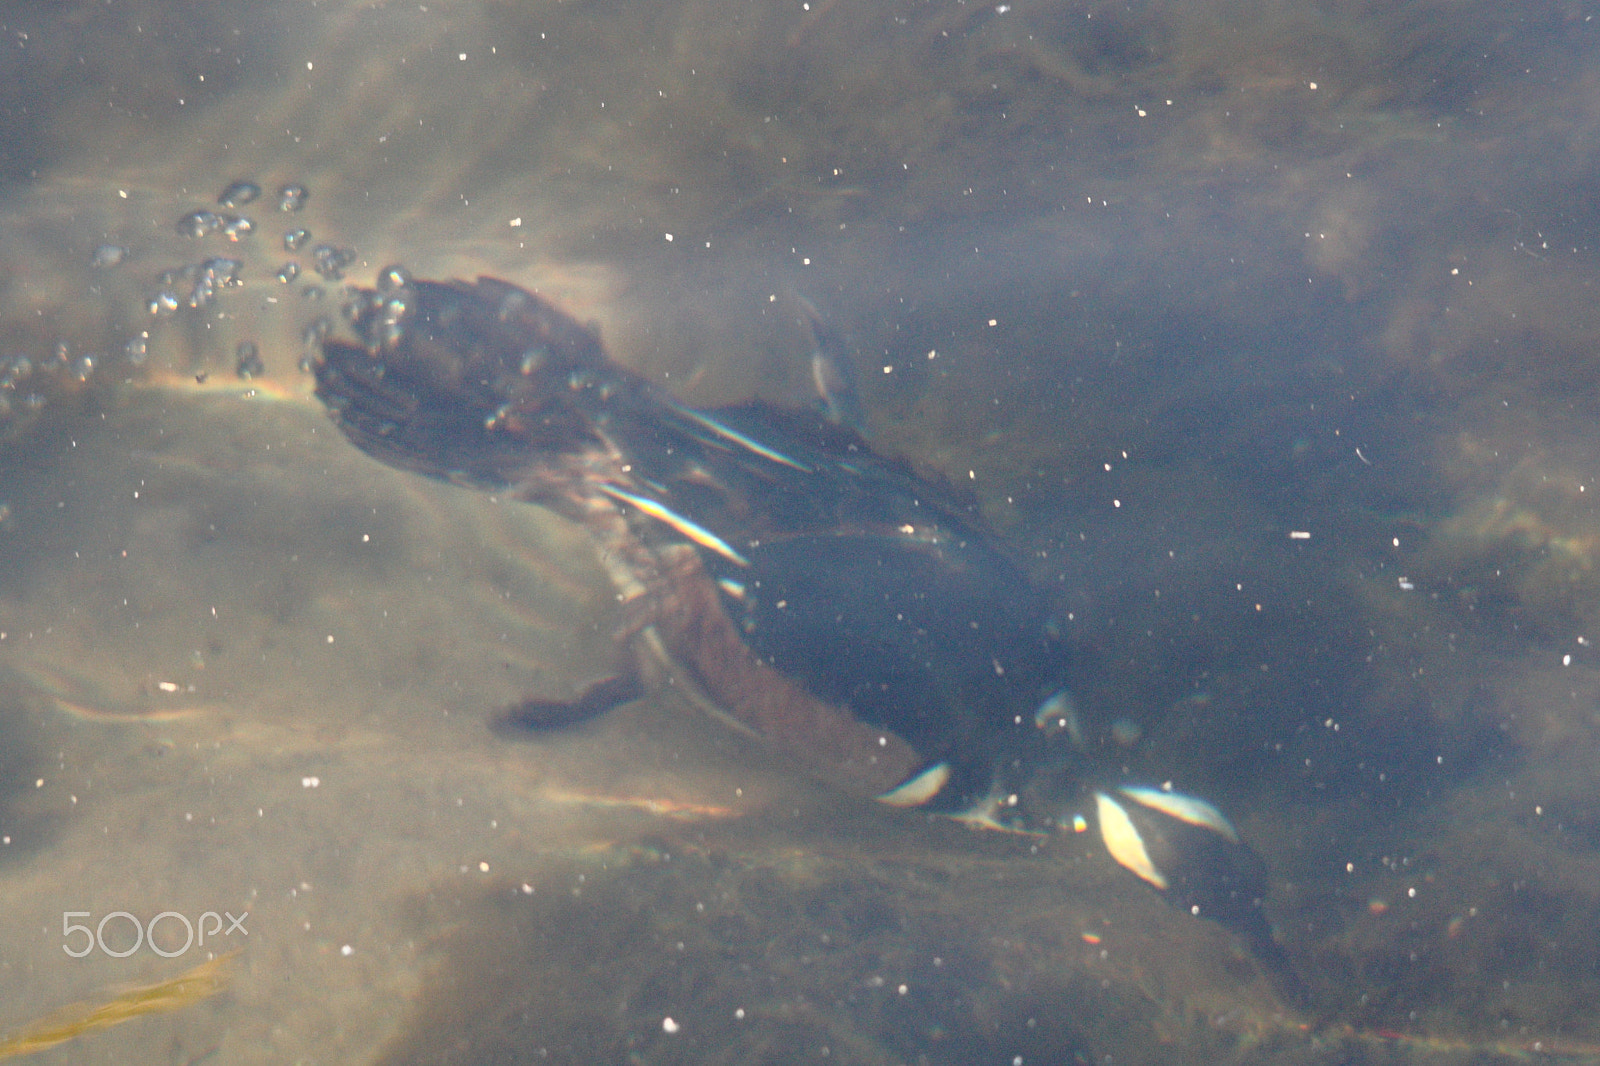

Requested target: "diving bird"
[{"left": 312, "top": 273, "right": 1304, "bottom": 1004}]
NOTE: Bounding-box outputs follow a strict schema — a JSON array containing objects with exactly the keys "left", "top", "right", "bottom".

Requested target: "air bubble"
[
  {"left": 218, "top": 180, "right": 262, "bottom": 208},
  {"left": 90, "top": 244, "right": 129, "bottom": 269},
  {"left": 284, "top": 229, "right": 311, "bottom": 253},
  {"left": 235, "top": 341, "right": 264, "bottom": 380},
  {"left": 71, "top": 355, "right": 96, "bottom": 383},
  {"left": 376, "top": 264, "right": 413, "bottom": 292},
  {"left": 377, "top": 295, "right": 411, "bottom": 347},
  {"left": 277, "top": 183, "right": 309, "bottom": 212},
  {"left": 149, "top": 290, "right": 181, "bottom": 317},
  {"left": 276, "top": 262, "right": 301, "bottom": 284},
  {"left": 311, "top": 244, "right": 356, "bottom": 281},
  {"left": 123, "top": 335, "right": 149, "bottom": 366},
  {"left": 176, "top": 210, "right": 222, "bottom": 238}
]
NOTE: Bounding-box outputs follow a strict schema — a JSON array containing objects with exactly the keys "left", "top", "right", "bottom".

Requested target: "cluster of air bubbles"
[
  {"left": 302, "top": 316, "right": 334, "bottom": 348},
  {"left": 137, "top": 177, "right": 348, "bottom": 351},
  {"left": 58, "top": 343, "right": 100, "bottom": 389},
  {"left": 147, "top": 257, "right": 245, "bottom": 317},
  {"left": 0, "top": 344, "right": 97, "bottom": 421},
  {"left": 175, "top": 210, "right": 221, "bottom": 238},
  {"left": 0, "top": 177, "right": 354, "bottom": 437},
  {"left": 311, "top": 243, "right": 357, "bottom": 281},
  {"left": 175, "top": 210, "right": 255, "bottom": 242},
  {"left": 210, "top": 178, "right": 303, "bottom": 214},
  {"left": 277, "top": 183, "right": 309, "bottom": 212},
  {"left": 2, "top": 355, "right": 35, "bottom": 389},
  {"left": 279, "top": 229, "right": 313, "bottom": 285},
  {"left": 161, "top": 181, "right": 324, "bottom": 303},
  {"left": 0, "top": 355, "right": 42, "bottom": 417},
  {"left": 149, "top": 179, "right": 261, "bottom": 319},
  {"left": 296, "top": 315, "right": 336, "bottom": 374},
  {"left": 365, "top": 264, "right": 418, "bottom": 348}
]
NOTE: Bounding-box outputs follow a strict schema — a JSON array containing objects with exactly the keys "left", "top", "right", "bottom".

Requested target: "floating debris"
[
  {"left": 0, "top": 950, "right": 235, "bottom": 1059},
  {"left": 542, "top": 787, "right": 738, "bottom": 820}
]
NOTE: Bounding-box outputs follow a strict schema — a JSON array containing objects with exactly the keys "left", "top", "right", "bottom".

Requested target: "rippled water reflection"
[{"left": 2, "top": 0, "right": 1600, "bottom": 1062}]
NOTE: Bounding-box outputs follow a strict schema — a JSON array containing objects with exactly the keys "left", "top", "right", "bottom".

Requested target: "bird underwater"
[{"left": 311, "top": 271, "right": 1305, "bottom": 1003}]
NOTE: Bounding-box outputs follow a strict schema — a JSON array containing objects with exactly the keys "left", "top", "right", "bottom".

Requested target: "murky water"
[{"left": 2, "top": 0, "right": 1600, "bottom": 1062}]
